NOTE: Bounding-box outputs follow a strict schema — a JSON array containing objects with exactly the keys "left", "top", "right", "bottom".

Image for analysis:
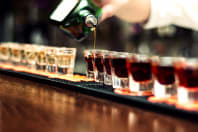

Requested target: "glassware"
[
  {"left": 110, "top": 52, "right": 129, "bottom": 90},
  {"left": 10, "top": 43, "right": 22, "bottom": 65},
  {"left": 92, "top": 50, "right": 107, "bottom": 83},
  {"left": 49, "top": 0, "right": 102, "bottom": 40},
  {"left": 46, "top": 47, "right": 57, "bottom": 73},
  {"left": 152, "top": 56, "right": 177, "bottom": 98},
  {"left": 36, "top": 46, "right": 46, "bottom": 71},
  {"left": 102, "top": 51, "right": 112, "bottom": 86},
  {"left": 25, "top": 45, "right": 37, "bottom": 69},
  {"left": 56, "top": 48, "right": 76, "bottom": 75},
  {"left": 127, "top": 54, "right": 153, "bottom": 95},
  {"left": 174, "top": 58, "right": 198, "bottom": 103},
  {"left": 0, "top": 43, "right": 9, "bottom": 63},
  {"left": 84, "top": 49, "right": 95, "bottom": 80}
]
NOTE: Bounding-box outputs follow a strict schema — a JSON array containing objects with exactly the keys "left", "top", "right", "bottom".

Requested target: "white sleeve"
[{"left": 144, "top": 0, "right": 198, "bottom": 31}]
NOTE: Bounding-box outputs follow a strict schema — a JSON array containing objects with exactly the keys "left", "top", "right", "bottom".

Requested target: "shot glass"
[
  {"left": 92, "top": 50, "right": 107, "bottom": 83},
  {"left": 102, "top": 51, "right": 112, "bottom": 86},
  {"left": 46, "top": 47, "right": 57, "bottom": 73},
  {"left": 110, "top": 52, "right": 129, "bottom": 90},
  {"left": 36, "top": 46, "right": 46, "bottom": 71},
  {"left": 10, "top": 43, "right": 22, "bottom": 65},
  {"left": 174, "top": 58, "right": 198, "bottom": 103},
  {"left": 127, "top": 54, "right": 153, "bottom": 95},
  {"left": 0, "top": 43, "right": 9, "bottom": 63},
  {"left": 25, "top": 45, "right": 37, "bottom": 69},
  {"left": 84, "top": 49, "right": 94, "bottom": 80},
  {"left": 152, "top": 56, "right": 177, "bottom": 98},
  {"left": 56, "top": 48, "right": 76, "bottom": 75},
  {"left": 20, "top": 44, "right": 27, "bottom": 66}
]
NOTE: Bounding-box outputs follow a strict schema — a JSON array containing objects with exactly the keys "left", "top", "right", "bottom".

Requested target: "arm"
[{"left": 93, "top": 0, "right": 198, "bottom": 30}]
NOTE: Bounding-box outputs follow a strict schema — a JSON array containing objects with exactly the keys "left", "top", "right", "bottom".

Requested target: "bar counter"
[{"left": 0, "top": 74, "right": 198, "bottom": 132}]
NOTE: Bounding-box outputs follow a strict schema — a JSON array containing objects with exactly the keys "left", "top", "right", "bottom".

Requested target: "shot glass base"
[
  {"left": 86, "top": 71, "right": 94, "bottom": 80},
  {"left": 154, "top": 81, "right": 177, "bottom": 98},
  {"left": 94, "top": 71, "right": 104, "bottom": 83},
  {"left": 104, "top": 73, "right": 112, "bottom": 86},
  {"left": 36, "top": 64, "right": 46, "bottom": 71},
  {"left": 112, "top": 75, "right": 129, "bottom": 89},
  {"left": 178, "top": 87, "right": 198, "bottom": 103},
  {"left": 47, "top": 65, "right": 57, "bottom": 73},
  {"left": 114, "top": 89, "right": 153, "bottom": 96},
  {"left": 58, "top": 66, "right": 73, "bottom": 75},
  {"left": 129, "top": 79, "right": 153, "bottom": 93}
]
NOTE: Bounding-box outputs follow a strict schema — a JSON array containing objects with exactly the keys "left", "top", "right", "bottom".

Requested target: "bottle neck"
[
  {"left": 79, "top": 10, "right": 98, "bottom": 28},
  {"left": 85, "top": 14, "right": 97, "bottom": 28}
]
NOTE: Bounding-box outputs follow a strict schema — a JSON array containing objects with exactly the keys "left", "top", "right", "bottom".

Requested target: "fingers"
[{"left": 99, "top": 4, "right": 115, "bottom": 22}]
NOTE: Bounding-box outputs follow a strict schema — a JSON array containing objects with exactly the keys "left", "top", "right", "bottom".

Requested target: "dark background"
[{"left": 1, "top": 0, "right": 198, "bottom": 73}]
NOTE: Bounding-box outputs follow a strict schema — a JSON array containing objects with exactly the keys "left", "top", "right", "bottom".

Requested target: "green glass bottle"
[{"left": 49, "top": 0, "right": 102, "bottom": 41}]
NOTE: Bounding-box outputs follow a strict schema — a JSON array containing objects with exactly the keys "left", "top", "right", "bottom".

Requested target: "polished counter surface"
[{"left": 0, "top": 74, "right": 198, "bottom": 132}]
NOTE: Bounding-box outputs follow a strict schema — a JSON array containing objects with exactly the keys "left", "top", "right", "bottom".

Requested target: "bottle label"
[{"left": 50, "top": 0, "right": 78, "bottom": 22}]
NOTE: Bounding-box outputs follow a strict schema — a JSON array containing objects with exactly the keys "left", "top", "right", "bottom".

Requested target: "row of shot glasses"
[
  {"left": 0, "top": 42, "right": 76, "bottom": 75},
  {"left": 84, "top": 49, "right": 198, "bottom": 104}
]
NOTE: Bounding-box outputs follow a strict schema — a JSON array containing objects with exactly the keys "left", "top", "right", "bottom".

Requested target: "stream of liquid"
[{"left": 93, "top": 27, "right": 96, "bottom": 49}]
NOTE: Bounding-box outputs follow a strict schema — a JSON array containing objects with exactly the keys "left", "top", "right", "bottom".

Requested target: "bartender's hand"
[{"left": 92, "top": 0, "right": 151, "bottom": 23}]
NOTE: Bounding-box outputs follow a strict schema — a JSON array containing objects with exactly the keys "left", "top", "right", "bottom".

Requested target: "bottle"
[{"left": 49, "top": 0, "right": 102, "bottom": 41}]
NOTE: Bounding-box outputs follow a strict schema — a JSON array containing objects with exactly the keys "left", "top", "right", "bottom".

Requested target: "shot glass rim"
[
  {"left": 57, "top": 47, "right": 76, "bottom": 55},
  {"left": 110, "top": 51, "right": 129, "bottom": 58}
]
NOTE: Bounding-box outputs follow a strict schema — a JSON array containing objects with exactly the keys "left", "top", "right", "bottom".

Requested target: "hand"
[
  {"left": 92, "top": 0, "right": 128, "bottom": 22},
  {"left": 92, "top": 0, "right": 151, "bottom": 23}
]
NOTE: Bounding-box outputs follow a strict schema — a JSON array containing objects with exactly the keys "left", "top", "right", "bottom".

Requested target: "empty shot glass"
[
  {"left": 36, "top": 46, "right": 46, "bottom": 71},
  {"left": 152, "top": 56, "right": 177, "bottom": 98},
  {"left": 102, "top": 51, "right": 112, "bottom": 86},
  {"left": 0, "top": 43, "right": 9, "bottom": 63},
  {"left": 84, "top": 49, "right": 94, "bottom": 80},
  {"left": 127, "top": 54, "right": 153, "bottom": 95},
  {"left": 92, "top": 50, "right": 107, "bottom": 83},
  {"left": 174, "top": 58, "right": 198, "bottom": 103},
  {"left": 10, "top": 43, "right": 22, "bottom": 65},
  {"left": 110, "top": 52, "right": 129, "bottom": 90},
  {"left": 25, "top": 45, "right": 37, "bottom": 69},
  {"left": 56, "top": 48, "right": 76, "bottom": 75},
  {"left": 46, "top": 47, "right": 57, "bottom": 73}
]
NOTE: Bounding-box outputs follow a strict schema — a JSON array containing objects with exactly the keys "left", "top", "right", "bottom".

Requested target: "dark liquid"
[
  {"left": 84, "top": 56, "right": 94, "bottom": 71},
  {"left": 94, "top": 57, "right": 104, "bottom": 72},
  {"left": 176, "top": 67, "right": 198, "bottom": 88},
  {"left": 152, "top": 65, "right": 175, "bottom": 85},
  {"left": 111, "top": 58, "right": 128, "bottom": 78},
  {"left": 127, "top": 62, "right": 152, "bottom": 82},
  {"left": 103, "top": 58, "right": 111, "bottom": 75}
]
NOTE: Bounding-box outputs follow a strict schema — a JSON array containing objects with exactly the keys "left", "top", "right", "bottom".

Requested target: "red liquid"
[
  {"left": 103, "top": 58, "right": 111, "bottom": 75},
  {"left": 176, "top": 67, "right": 198, "bottom": 88},
  {"left": 152, "top": 65, "right": 175, "bottom": 85},
  {"left": 127, "top": 62, "right": 152, "bottom": 82},
  {"left": 111, "top": 58, "right": 128, "bottom": 78},
  {"left": 94, "top": 57, "right": 104, "bottom": 72},
  {"left": 84, "top": 56, "right": 94, "bottom": 71}
]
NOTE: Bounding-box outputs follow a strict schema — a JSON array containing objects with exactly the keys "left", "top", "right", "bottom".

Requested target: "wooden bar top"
[{"left": 0, "top": 74, "right": 198, "bottom": 132}]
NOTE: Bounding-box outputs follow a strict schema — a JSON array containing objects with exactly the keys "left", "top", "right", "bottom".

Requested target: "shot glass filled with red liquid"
[
  {"left": 175, "top": 58, "right": 198, "bottom": 103},
  {"left": 127, "top": 54, "right": 153, "bottom": 94},
  {"left": 110, "top": 52, "right": 129, "bottom": 90},
  {"left": 152, "top": 57, "right": 177, "bottom": 98},
  {"left": 84, "top": 50, "right": 94, "bottom": 80},
  {"left": 92, "top": 50, "right": 107, "bottom": 83},
  {"left": 102, "top": 51, "right": 112, "bottom": 86}
]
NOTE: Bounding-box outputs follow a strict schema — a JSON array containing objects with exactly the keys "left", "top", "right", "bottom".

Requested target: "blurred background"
[{"left": 1, "top": 0, "right": 198, "bottom": 74}]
